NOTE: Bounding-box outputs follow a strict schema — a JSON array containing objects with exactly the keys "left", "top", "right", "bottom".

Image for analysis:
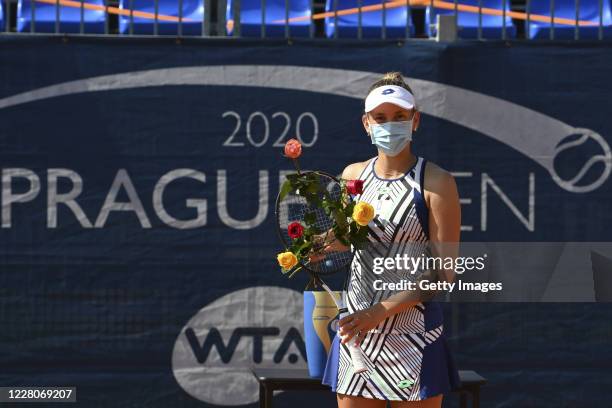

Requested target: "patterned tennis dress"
[{"left": 322, "top": 156, "right": 460, "bottom": 401}]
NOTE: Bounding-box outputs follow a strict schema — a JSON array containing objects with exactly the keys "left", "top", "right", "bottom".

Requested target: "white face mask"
[{"left": 368, "top": 120, "right": 413, "bottom": 157}]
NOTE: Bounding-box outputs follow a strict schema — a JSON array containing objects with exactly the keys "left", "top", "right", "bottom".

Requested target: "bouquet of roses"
[{"left": 276, "top": 139, "right": 375, "bottom": 277}]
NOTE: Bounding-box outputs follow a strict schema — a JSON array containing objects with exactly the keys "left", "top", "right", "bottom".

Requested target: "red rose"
[
  {"left": 346, "top": 179, "right": 364, "bottom": 195},
  {"left": 287, "top": 222, "right": 304, "bottom": 239},
  {"left": 284, "top": 138, "right": 302, "bottom": 159}
]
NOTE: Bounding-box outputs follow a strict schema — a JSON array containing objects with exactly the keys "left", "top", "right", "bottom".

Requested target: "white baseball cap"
[{"left": 364, "top": 85, "right": 416, "bottom": 113}]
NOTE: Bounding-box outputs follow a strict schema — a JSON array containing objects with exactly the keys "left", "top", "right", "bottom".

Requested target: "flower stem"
[
  {"left": 293, "top": 158, "right": 301, "bottom": 175},
  {"left": 288, "top": 265, "right": 303, "bottom": 279}
]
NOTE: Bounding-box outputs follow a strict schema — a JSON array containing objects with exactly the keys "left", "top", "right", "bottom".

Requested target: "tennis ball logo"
[
  {"left": 551, "top": 128, "right": 611, "bottom": 193},
  {"left": 172, "top": 286, "right": 306, "bottom": 406}
]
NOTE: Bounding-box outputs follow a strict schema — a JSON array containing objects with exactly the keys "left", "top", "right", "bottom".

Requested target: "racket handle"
[
  {"left": 339, "top": 309, "right": 368, "bottom": 374},
  {"left": 347, "top": 341, "right": 368, "bottom": 374},
  {"left": 319, "top": 283, "right": 369, "bottom": 374}
]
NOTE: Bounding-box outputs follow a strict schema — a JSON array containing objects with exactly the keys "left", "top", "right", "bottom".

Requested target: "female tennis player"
[{"left": 320, "top": 72, "right": 461, "bottom": 407}]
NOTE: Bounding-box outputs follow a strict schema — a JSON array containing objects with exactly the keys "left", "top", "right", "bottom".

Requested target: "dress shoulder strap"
[
  {"left": 355, "top": 157, "right": 376, "bottom": 181},
  {"left": 411, "top": 156, "right": 427, "bottom": 194}
]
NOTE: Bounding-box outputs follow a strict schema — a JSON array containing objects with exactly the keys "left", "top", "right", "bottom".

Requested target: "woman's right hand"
[{"left": 308, "top": 230, "right": 350, "bottom": 263}]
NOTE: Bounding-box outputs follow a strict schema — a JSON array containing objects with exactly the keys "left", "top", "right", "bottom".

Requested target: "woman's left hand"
[{"left": 338, "top": 304, "right": 387, "bottom": 346}]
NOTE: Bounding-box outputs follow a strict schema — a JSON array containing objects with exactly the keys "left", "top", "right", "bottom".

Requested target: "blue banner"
[{"left": 0, "top": 36, "right": 611, "bottom": 407}]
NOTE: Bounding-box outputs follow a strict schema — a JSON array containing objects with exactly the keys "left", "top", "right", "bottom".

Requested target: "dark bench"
[{"left": 251, "top": 368, "right": 486, "bottom": 408}]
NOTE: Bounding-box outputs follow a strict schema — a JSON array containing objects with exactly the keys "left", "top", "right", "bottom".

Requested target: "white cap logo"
[{"left": 365, "top": 85, "right": 415, "bottom": 112}]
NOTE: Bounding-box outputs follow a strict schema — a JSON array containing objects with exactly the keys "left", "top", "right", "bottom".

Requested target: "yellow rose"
[
  {"left": 352, "top": 201, "right": 375, "bottom": 226},
  {"left": 277, "top": 251, "right": 298, "bottom": 270}
]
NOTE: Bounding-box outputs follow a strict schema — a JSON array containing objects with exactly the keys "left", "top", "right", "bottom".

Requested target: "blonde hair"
[{"left": 367, "top": 71, "right": 418, "bottom": 110}]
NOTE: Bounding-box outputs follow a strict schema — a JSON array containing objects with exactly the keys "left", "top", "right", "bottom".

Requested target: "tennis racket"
[{"left": 275, "top": 170, "right": 368, "bottom": 374}]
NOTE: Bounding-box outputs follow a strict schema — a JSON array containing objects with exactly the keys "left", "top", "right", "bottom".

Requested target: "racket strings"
[{"left": 276, "top": 173, "right": 354, "bottom": 276}]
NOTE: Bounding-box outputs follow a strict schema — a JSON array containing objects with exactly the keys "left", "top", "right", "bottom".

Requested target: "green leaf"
[
  {"left": 297, "top": 241, "right": 313, "bottom": 257},
  {"left": 332, "top": 208, "right": 348, "bottom": 229},
  {"left": 321, "top": 187, "right": 332, "bottom": 200},
  {"left": 344, "top": 201, "right": 356, "bottom": 217},
  {"left": 279, "top": 179, "right": 294, "bottom": 202},
  {"left": 305, "top": 194, "right": 321, "bottom": 207},
  {"left": 304, "top": 212, "right": 316, "bottom": 225},
  {"left": 306, "top": 182, "right": 319, "bottom": 194},
  {"left": 336, "top": 233, "right": 350, "bottom": 247},
  {"left": 306, "top": 172, "right": 319, "bottom": 183},
  {"left": 333, "top": 223, "right": 348, "bottom": 241},
  {"left": 286, "top": 173, "right": 300, "bottom": 183},
  {"left": 356, "top": 224, "right": 369, "bottom": 241}
]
